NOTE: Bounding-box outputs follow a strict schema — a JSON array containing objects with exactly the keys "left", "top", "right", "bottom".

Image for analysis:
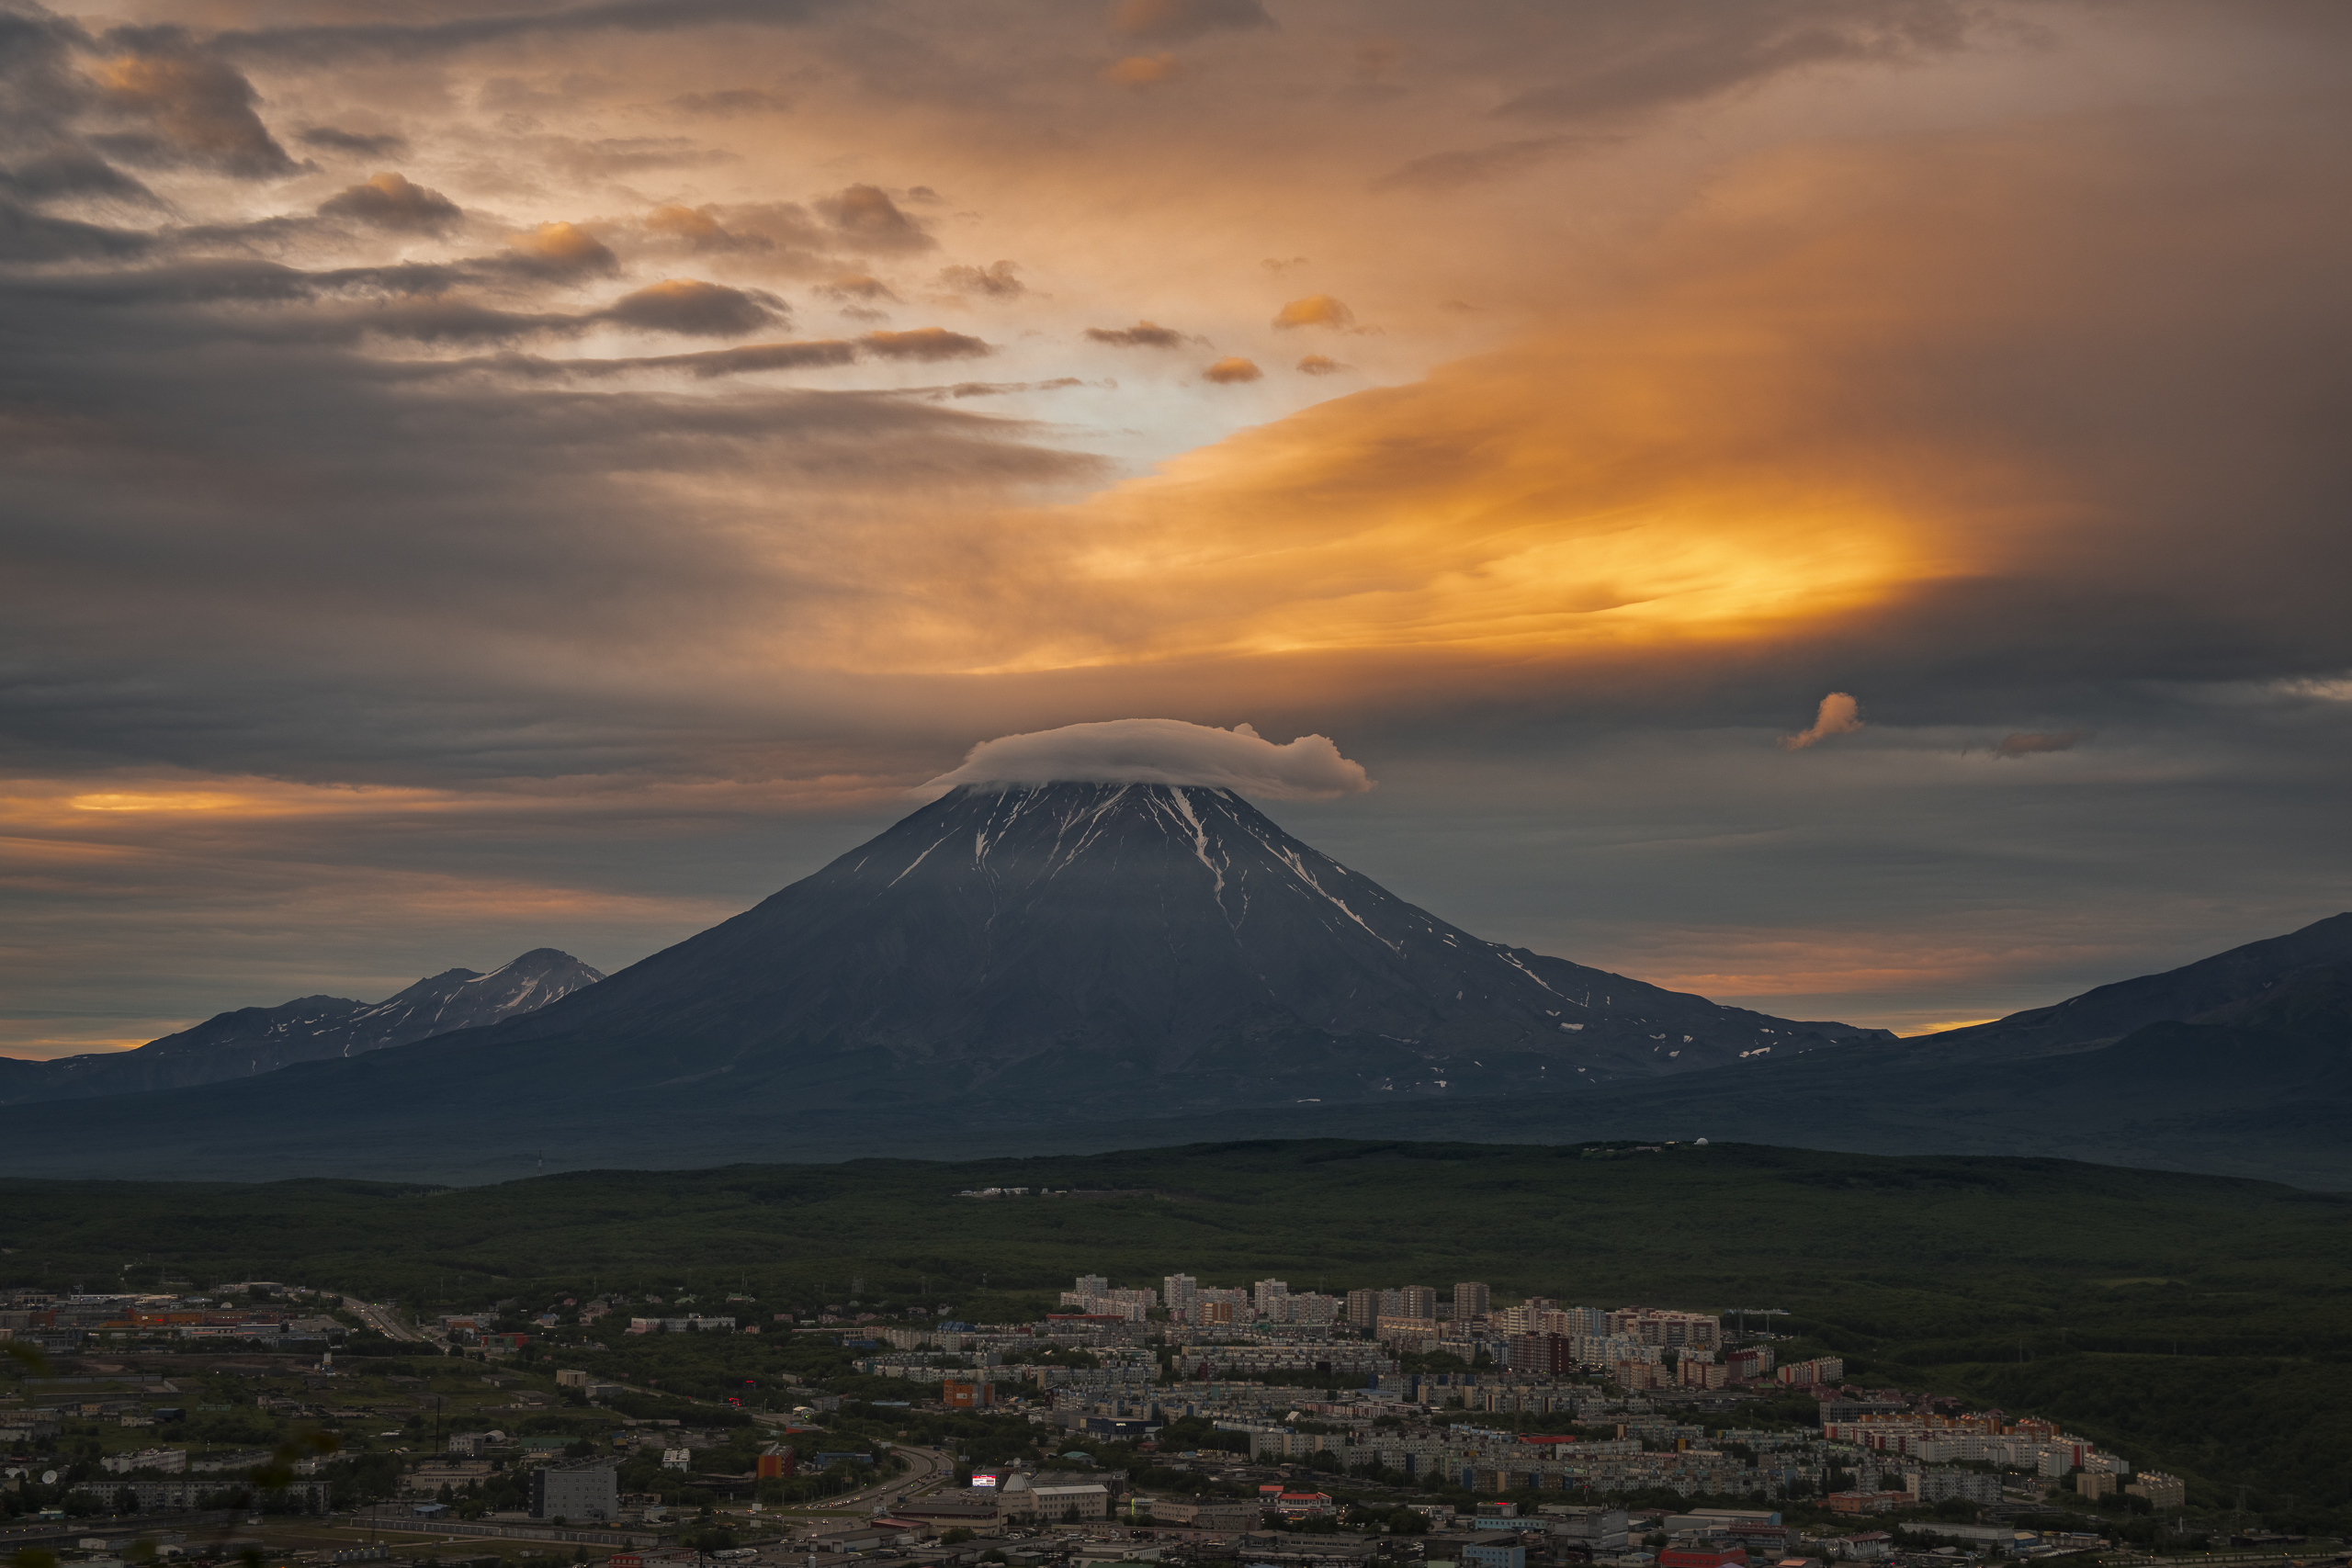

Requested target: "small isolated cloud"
[
  {"left": 1295, "top": 354, "right": 1348, "bottom": 375},
  {"left": 299, "top": 126, "right": 408, "bottom": 157},
  {"left": 1110, "top": 0, "right": 1275, "bottom": 42},
  {"left": 816, "top": 184, "right": 934, "bottom": 254},
  {"left": 1102, "top": 53, "right": 1181, "bottom": 86},
  {"left": 938, "top": 260, "right": 1024, "bottom": 299},
  {"left": 502, "top": 220, "right": 619, "bottom": 278},
  {"left": 1779, "top": 692, "right": 1865, "bottom": 750},
  {"left": 604, "top": 278, "right": 787, "bottom": 337},
  {"left": 925, "top": 718, "right": 1371, "bottom": 799},
  {"left": 862, "top": 327, "right": 992, "bottom": 361},
  {"left": 1086, "top": 320, "right": 1188, "bottom": 348},
  {"left": 317, "top": 172, "right": 462, "bottom": 234},
  {"left": 1273, "top": 294, "right": 1354, "bottom": 330},
  {"left": 1994, "top": 729, "right": 2087, "bottom": 760},
  {"left": 1203, "top": 355, "right": 1261, "bottom": 384}
]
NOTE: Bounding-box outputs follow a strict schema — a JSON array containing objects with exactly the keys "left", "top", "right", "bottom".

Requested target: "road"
[
  {"left": 741, "top": 1439, "right": 953, "bottom": 1527},
  {"left": 342, "top": 1294, "right": 444, "bottom": 1348}
]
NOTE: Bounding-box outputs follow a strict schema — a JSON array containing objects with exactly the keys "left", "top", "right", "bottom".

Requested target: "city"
[{"left": 3, "top": 1271, "right": 2246, "bottom": 1568}]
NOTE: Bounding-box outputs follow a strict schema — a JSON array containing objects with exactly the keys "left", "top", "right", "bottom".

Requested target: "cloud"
[
  {"left": 1085, "top": 321, "right": 1188, "bottom": 348},
  {"left": 1202, "top": 355, "right": 1261, "bottom": 383},
  {"left": 603, "top": 278, "right": 787, "bottom": 336},
  {"left": 938, "top": 260, "right": 1024, "bottom": 299},
  {"left": 1494, "top": 1, "right": 1975, "bottom": 124},
  {"left": 0, "top": 201, "right": 151, "bottom": 261},
  {"left": 816, "top": 184, "right": 934, "bottom": 254},
  {"left": 641, "top": 204, "right": 771, "bottom": 254},
  {"left": 1779, "top": 693, "right": 1865, "bottom": 751},
  {"left": 1994, "top": 730, "right": 2086, "bottom": 760},
  {"left": 1272, "top": 293, "right": 1353, "bottom": 330},
  {"left": 470, "top": 332, "right": 1004, "bottom": 380},
  {"left": 210, "top": 0, "right": 836, "bottom": 66},
  {"left": 87, "top": 41, "right": 300, "bottom": 179},
  {"left": 1295, "top": 354, "right": 1347, "bottom": 375},
  {"left": 317, "top": 172, "right": 463, "bottom": 234},
  {"left": 924, "top": 718, "right": 1371, "bottom": 798},
  {"left": 1109, "top": 0, "right": 1274, "bottom": 43},
  {"left": 861, "top": 326, "right": 992, "bottom": 361},
  {"left": 0, "top": 148, "right": 159, "bottom": 206},
  {"left": 669, "top": 87, "right": 790, "bottom": 117},
  {"left": 1102, "top": 53, "right": 1181, "bottom": 86},
  {"left": 1369, "top": 136, "right": 1599, "bottom": 195},
  {"left": 818, "top": 273, "right": 899, "bottom": 302},
  {"left": 298, "top": 126, "right": 408, "bottom": 157},
  {"left": 517, "top": 339, "right": 863, "bottom": 378},
  {"left": 499, "top": 220, "right": 619, "bottom": 278}
]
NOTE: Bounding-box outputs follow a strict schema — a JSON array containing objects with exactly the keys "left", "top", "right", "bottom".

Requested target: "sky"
[{"left": 4, "top": 0, "right": 2349, "bottom": 1056}]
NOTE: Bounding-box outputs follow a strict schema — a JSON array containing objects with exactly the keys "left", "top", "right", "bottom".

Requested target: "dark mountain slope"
[
  {"left": 1905, "top": 912, "right": 2352, "bottom": 1063},
  {"left": 0, "top": 949, "right": 603, "bottom": 1104},
  {"left": 1140, "top": 946, "right": 2352, "bottom": 1188},
  {"left": 465, "top": 782, "right": 1886, "bottom": 1111}
]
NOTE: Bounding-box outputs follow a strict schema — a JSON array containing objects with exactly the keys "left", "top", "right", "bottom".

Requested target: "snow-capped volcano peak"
[{"left": 482, "top": 781, "right": 1887, "bottom": 1115}]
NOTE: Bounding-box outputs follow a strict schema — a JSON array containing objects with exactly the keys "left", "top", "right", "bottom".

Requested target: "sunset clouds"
[{"left": 3, "top": 0, "right": 2348, "bottom": 1052}]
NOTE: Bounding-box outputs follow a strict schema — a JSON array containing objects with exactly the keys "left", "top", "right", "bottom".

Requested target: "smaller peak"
[{"left": 507, "top": 947, "right": 591, "bottom": 966}]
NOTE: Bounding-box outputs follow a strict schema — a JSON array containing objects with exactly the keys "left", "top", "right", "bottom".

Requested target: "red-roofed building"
[{"left": 1659, "top": 1548, "right": 1747, "bottom": 1568}]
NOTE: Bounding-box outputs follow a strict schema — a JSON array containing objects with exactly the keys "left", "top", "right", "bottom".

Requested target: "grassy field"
[{"left": 4, "top": 1139, "right": 2347, "bottom": 1525}]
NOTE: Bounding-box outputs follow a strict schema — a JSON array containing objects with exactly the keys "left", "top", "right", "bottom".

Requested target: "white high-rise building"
[
  {"left": 1253, "top": 1279, "right": 1290, "bottom": 1320},
  {"left": 1163, "top": 1274, "right": 1200, "bottom": 1320}
]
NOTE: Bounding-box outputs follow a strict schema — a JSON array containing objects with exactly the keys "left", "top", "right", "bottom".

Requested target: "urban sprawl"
[{"left": 0, "top": 1274, "right": 2248, "bottom": 1568}]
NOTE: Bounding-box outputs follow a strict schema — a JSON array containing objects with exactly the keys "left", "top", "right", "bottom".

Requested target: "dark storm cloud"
[{"left": 316, "top": 172, "right": 463, "bottom": 234}]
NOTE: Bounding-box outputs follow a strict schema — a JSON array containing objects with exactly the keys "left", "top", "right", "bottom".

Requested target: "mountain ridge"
[{"left": 0, "top": 948, "right": 604, "bottom": 1104}]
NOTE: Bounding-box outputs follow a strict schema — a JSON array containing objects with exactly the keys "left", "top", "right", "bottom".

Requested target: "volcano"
[
  {"left": 470, "top": 781, "right": 1887, "bottom": 1112},
  {"left": 0, "top": 780, "right": 1894, "bottom": 1179}
]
